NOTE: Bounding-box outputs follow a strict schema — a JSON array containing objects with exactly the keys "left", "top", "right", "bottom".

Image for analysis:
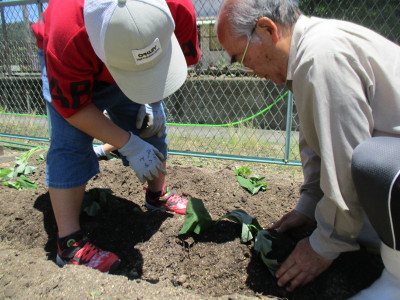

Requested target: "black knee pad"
[{"left": 351, "top": 137, "right": 400, "bottom": 249}]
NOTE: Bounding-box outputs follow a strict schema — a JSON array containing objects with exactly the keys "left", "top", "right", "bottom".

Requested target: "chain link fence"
[{"left": 1, "top": 0, "right": 399, "bottom": 164}]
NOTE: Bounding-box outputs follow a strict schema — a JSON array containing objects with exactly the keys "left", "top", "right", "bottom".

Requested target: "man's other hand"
[{"left": 275, "top": 237, "right": 333, "bottom": 291}]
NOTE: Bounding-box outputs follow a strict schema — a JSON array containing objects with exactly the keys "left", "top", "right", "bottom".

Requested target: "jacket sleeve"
[{"left": 295, "top": 126, "right": 324, "bottom": 220}]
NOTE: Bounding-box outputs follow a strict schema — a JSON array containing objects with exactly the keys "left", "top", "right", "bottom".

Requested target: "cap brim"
[{"left": 107, "top": 34, "right": 187, "bottom": 104}]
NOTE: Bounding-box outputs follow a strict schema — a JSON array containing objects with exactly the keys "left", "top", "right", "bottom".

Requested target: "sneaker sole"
[
  {"left": 145, "top": 201, "right": 167, "bottom": 212},
  {"left": 56, "top": 253, "right": 67, "bottom": 267},
  {"left": 56, "top": 254, "right": 121, "bottom": 274}
]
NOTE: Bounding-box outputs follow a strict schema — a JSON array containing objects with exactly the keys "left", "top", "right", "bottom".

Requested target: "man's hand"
[
  {"left": 118, "top": 131, "right": 166, "bottom": 183},
  {"left": 270, "top": 210, "right": 315, "bottom": 233},
  {"left": 275, "top": 237, "right": 333, "bottom": 291},
  {"left": 136, "top": 101, "right": 166, "bottom": 139}
]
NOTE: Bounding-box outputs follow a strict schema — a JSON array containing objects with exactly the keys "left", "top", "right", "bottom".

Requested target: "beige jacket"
[{"left": 286, "top": 16, "right": 400, "bottom": 259}]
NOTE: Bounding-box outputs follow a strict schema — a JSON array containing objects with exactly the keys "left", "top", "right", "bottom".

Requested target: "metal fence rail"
[{"left": 1, "top": 0, "right": 399, "bottom": 165}]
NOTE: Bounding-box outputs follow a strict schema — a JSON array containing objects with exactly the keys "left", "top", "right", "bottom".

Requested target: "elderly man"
[{"left": 216, "top": 0, "right": 400, "bottom": 298}]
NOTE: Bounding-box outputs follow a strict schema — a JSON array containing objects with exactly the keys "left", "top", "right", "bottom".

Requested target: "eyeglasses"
[{"left": 237, "top": 27, "right": 256, "bottom": 73}]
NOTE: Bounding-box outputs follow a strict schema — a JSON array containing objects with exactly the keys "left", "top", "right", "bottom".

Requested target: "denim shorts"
[{"left": 45, "top": 77, "right": 168, "bottom": 188}]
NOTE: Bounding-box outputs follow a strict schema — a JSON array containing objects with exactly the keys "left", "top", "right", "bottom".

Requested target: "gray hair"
[{"left": 216, "top": 0, "right": 302, "bottom": 38}]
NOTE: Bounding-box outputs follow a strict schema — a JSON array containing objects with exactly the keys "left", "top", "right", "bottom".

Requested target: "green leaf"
[
  {"left": 15, "top": 162, "right": 28, "bottom": 175},
  {"left": 16, "top": 147, "right": 42, "bottom": 164},
  {"left": 17, "top": 175, "right": 38, "bottom": 189},
  {"left": 179, "top": 198, "right": 214, "bottom": 235},
  {"left": 0, "top": 147, "right": 45, "bottom": 190},
  {"left": 236, "top": 173, "right": 268, "bottom": 195},
  {"left": 250, "top": 182, "right": 267, "bottom": 195},
  {"left": 217, "top": 209, "right": 262, "bottom": 243},
  {"left": 24, "top": 165, "right": 37, "bottom": 175},
  {"left": 2, "top": 180, "right": 21, "bottom": 189},
  {"left": 0, "top": 168, "right": 12, "bottom": 178},
  {"left": 2, "top": 167, "right": 20, "bottom": 181},
  {"left": 89, "top": 188, "right": 112, "bottom": 206},
  {"left": 2, "top": 175, "right": 37, "bottom": 190},
  {"left": 254, "top": 230, "right": 280, "bottom": 276},
  {"left": 254, "top": 229, "right": 297, "bottom": 276},
  {"left": 250, "top": 175, "right": 265, "bottom": 181},
  {"left": 235, "top": 166, "right": 251, "bottom": 177},
  {"left": 81, "top": 188, "right": 113, "bottom": 216},
  {"left": 36, "top": 154, "right": 45, "bottom": 163},
  {"left": 82, "top": 200, "right": 101, "bottom": 216},
  {"left": 236, "top": 176, "right": 253, "bottom": 193}
]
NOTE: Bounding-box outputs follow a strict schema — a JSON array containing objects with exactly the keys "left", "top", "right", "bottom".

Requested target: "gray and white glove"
[
  {"left": 93, "top": 145, "right": 106, "bottom": 157},
  {"left": 136, "top": 101, "right": 166, "bottom": 138},
  {"left": 118, "top": 131, "right": 166, "bottom": 183}
]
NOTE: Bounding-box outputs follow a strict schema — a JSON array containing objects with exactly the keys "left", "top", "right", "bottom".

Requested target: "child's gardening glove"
[
  {"left": 118, "top": 131, "right": 166, "bottom": 183},
  {"left": 136, "top": 101, "right": 166, "bottom": 139},
  {"left": 93, "top": 145, "right": 106, "bottom": 157}
]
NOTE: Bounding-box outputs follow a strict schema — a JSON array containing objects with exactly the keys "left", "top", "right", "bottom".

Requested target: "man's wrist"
[{"left": 309, "top": 228, "right": 343, "bottom": 260}]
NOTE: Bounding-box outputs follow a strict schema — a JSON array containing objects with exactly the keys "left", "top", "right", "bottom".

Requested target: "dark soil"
[{"left": 0, "top": 149, "right": 383, "bottom": 299}]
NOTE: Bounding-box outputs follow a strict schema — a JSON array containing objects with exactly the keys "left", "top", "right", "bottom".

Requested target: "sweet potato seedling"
[
  {"left": 0, "top": 147, "right": 42, "bottom": 190},
  {"left": 179, "top": 198, "right": 296, "bottom": 275},
  {"left": 81, "top": 188, "right": 113, "bottom": 216},
  {"left": 235, "top": 166, "right": 268, "bottom": 195}
]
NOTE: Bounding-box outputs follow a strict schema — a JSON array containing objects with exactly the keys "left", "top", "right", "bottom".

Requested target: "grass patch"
[{"left": 167, "top": 121, "right": 300, "bottom": 162}]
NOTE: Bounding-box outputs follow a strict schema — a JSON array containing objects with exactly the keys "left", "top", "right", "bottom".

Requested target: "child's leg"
[
  {"left": 49, "top": 185, "right": 86, "bottom": 238},
  {"left": 45, "top": 102, "right": 120, "bottom": 272}
]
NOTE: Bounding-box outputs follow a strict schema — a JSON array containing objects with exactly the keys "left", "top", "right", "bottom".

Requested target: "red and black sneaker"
[
  {"left": 56, "top": 236, "right": 120, "bottom": 273},
  {"left": 144, "top": 186, "right": 187, "bottom": 215}
]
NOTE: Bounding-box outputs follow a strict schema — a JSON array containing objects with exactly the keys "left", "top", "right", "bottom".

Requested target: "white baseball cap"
[{"left": 84, "top": 0, "right": 187, "bottom": 104}]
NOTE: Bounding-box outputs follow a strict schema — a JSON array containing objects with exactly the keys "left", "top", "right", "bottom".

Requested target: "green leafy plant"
[
  {"left": 1, "top": 174, "right": 38, "bottom": 190},
  {"left": 0, "top": 147, "right": 43, "bottom": 190},
  {"left": 81, "top": 188, "right": 113, "bottom": 216},
  {"left": 36, "top": 153, "right": 45, "bottom": 163},
  {"left": 217, "top": 209, "right": 262, "bottom": 243},
  {"left": 235, "top": 166, "right": 268, "bottom": 195},
  {"left": 179, "top": 198, "right": 213, "bottom": 235},
  {"left": 87, "top": 288, "right": 103, "bottom": 298},
  {"left": 254, "top": 229, "right": 296, "bottom": 275},
  {"left": 217, "top": 57, "right": 227, "bottom": 68},
  {"left": 179, "top": 198, "right": 296, "bottom": 275}
]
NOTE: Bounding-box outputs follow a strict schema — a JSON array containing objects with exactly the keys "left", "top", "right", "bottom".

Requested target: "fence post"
[
  {"left": 37, "top": 0, "right": 43, "bottom": 15},
  {"left": 284, "top": 91, "right": 294, "bottom": 163},
  {"left": 0, "top": 0, "right": 12, "bottom": 76}
]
